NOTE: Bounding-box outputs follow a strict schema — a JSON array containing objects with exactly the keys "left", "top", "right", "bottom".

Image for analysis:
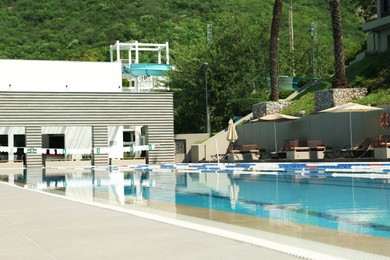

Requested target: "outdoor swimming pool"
[{"left": 1, "top": 162, "right": 390, "bottom": 257}]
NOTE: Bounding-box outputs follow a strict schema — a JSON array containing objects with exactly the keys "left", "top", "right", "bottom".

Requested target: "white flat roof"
[{"left": 0, "top": 59, "right": 122, "bottom": 92}]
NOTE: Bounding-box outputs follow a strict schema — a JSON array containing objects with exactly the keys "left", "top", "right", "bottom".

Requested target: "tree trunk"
[
  {"left": 269, "top": 0, "right": 282, "bottom": 101},
  {"left": 329, "top": 0, "right": 349, "bottom": 88}
]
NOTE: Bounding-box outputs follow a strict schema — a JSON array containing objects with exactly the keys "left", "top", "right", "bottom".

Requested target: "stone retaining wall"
[
  {"left": 314, "top": 88, "right": 367, "bottom": 112},
  {"left": 252, "top": 101, "right": 292, "bottom": 119}
]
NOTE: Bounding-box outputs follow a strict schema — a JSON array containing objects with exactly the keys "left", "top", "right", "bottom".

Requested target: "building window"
[
  {"left": 123, "top": 131, "right": 135, "bottom": 146},
  {"left": 382, "top": 0, "right": 390, "bottom": 16},
  {"left": 14, "top": 135, "right": 25, "bottom": 147},
  {"left": 388, "top": 35, "right": 390, "bottom": 50},
  {"left": 42, "top": 134, "right": 65, "bottom": 148},
  {"left": 0, "top": 135, "right": 8, "bottom": 146}
]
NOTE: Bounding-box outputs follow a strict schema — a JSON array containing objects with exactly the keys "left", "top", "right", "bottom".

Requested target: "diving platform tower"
[
  {"left": 110, "top": 41, "right": 172, "bottom": 92},
  {"left": 110, "top": 41, "right": 172, "bottom": 156}
]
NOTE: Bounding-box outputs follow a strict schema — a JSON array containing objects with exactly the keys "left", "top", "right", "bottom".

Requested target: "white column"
[
  {"left": 8, "top": 133, "right": 14, "bottom": 162},
  {"left": 116, "top": 40, "right": 120, "bottom": 62},
  {"left": 135, "top": 41, "right": 139, "bottom": 63},
  {"left": 166, "top": 42, "right": 169, "bottom": 64},
  {"left": 134, "top": 126, "right": 142, "bottom": 158}
]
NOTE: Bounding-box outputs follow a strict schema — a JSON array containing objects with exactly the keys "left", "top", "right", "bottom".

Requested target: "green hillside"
[
  {"left": 283, "top": 50, "right": 390, "bottom": 117},
  {"left": 0, "top": 0, "right": 368, "bottom": 133}
]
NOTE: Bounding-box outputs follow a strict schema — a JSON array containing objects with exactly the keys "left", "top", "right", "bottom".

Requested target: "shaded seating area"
[
  {"left": 227, "top": 144, "right": 260, "bottom": 161},
  {"left": 286, "top": 139, "right": 326, "bottom": 160},
  {"left": 285, "top": 139, "right": 310, "bottom": 159},
  {"left": 324, "top": 138, "right": 373, "bottom": 159},
  {"left": 269, "top": 139, "right": 326, "bottom": 160},
  {"left": 212, "top": 144, "right": 261, "bottom": 162},
  {"left": 307, "top": 140, "right": 326, "bottom": 159},
  {"left": 269, "top": 140, "right": 293, "bottom": 159},
  {"left": 373, "top": 135, "right": 390, "bottom": 159}
]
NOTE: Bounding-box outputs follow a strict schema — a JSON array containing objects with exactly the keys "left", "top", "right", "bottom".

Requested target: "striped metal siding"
[
  {"left": 92, "top": 126, "right": 109, "bottom": 166},
  {"left": 25, "top": 126, "right": 42, "bottom": 167},
  {"left": 147, "top": 125, "right": 175, "bottom": 164},
  {"left": 0, "top": 91, "right": 174, "bottom": 164}
]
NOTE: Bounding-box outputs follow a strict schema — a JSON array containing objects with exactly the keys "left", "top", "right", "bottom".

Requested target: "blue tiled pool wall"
[{"left": 133, "top": 162, "right": 390, "bottom": 174}]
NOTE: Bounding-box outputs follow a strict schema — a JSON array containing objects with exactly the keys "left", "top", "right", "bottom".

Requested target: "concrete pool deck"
[{"left": 0, "top": 182, "right": 300, "bottom": 260}]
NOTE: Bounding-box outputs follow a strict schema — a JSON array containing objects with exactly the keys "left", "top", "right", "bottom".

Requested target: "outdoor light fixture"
[
  {"left": 203, "top": 62, "right": 211, "bottom": 137},
  {"left": 309, "top": 22, "right": 317, "bottom": 78}
]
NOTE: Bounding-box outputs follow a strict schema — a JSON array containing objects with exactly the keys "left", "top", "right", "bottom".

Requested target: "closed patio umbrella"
[
  {"left": 319, "top": 103, "right": 383, "bottom": 148},
  {"left": 226, "top": 118, "right": 238, "bottom": 153},
  {"left": 227, "top": 118, "right": 238, "bottom": 143}
]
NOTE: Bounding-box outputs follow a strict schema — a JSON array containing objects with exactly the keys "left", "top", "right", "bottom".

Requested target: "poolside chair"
[
  {"left": 342, "top": 138, "right": 374, "bottom": 158},
  {"left": 324, "top": 138, "right": 374, "bottom": 159},
  {"left": 269, "top": 139, "right": 300, "bottom": 159}
]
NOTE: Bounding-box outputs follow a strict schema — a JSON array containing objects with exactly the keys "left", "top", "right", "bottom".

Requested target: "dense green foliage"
[
  {"left": 0, "top": 0, "right": 368, "bottom": 133},
  {"left": 282, "top": 50, "right": 390, "bottom": 116},
  {"left": 347, "top": 50, "right": 390, "bottom": 106}
]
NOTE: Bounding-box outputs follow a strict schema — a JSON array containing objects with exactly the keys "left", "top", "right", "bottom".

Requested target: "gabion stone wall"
[
  {"left": 314, "top": 88, "right": 368, "bottom": 112},
  {"left": 252, "top": 101, "right": 292, "bottom": 119}
]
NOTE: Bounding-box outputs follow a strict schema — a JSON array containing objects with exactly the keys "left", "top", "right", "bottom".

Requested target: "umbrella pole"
[
  {"left": 274, "top": 122, "right": 277, "bottom": 152},
  {"left": 231, "top": 141, "right": 235, "bottom": 162},
  {"left": 214, "top": 136, "right": 220, "bottom": 164},
  {"left": 349, "top": 110, "right": 353, "bottom": 148}
]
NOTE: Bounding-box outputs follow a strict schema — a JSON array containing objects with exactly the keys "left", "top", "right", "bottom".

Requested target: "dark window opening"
[
  {"left": 14, "top": 135, "right": 26, "bottom": 161},
  {"left": 0, "top": 135, "right": 8, "bottom": 146},
  {"left": 42, "top": 134, "right": 65, "bottom": 149},
  {"left": 382, "top": 0, "right": 390, "bottom": 16},
  {"left": 14, "top": 135, "right": 25, "bottom": 147},
  {"left": 388, "top": 35, "right": 390, "bottom": 50},
  {"left": 123, "top": 131, "right": 135, "bottom": 146}
]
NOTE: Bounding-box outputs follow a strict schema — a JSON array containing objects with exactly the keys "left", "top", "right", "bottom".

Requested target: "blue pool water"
[
  {"left": 174, "top": 172, "right": 390, "bottom": 238},
  {"left": 2, "top": 166, "right": 390, "bottom": 239}
]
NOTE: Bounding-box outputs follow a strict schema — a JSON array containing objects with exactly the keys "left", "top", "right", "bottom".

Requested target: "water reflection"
[{"left": 1, "top": 168, "right": 390, "bottom": 238}]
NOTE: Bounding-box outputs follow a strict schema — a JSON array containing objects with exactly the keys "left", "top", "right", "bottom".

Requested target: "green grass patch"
[
  {"left": 359, "top": 88, "right": 390, "bottom": 106},
  {"left": 347, "top": 50, "right": 390, "bottom": 82},
  {"left": 281, "top": 81, "right": 330, "bottom": 116}
]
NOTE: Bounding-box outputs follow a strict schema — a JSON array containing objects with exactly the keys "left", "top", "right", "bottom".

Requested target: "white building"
[
  {"left": 0, "top": 41, "right": 174, "bottom": 166},
  {"left": 358, "top": 0, "right": 390, "bottom": 60}
]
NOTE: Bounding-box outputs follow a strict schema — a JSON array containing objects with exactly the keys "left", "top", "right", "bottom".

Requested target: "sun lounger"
[
  {"left": 325, "top": 138, "right": 373, "bottom": 159},
  {"left": 307, "top": 140, "right": 326, "bottom": 159},
  {"left": 373, "top": 135, "right": 390, "bottom": 159},
  {"left": 214, "top": 144, "right": 260, "bottom": 162},
  {"left": 284, "top": 139, "right": 310, "bottom": 159},
  {"left": 270, "top": 139, "right": 302, "bottom": 159},
  {"left": 341, "top": 138, "right": 373, "bottom": 158}
]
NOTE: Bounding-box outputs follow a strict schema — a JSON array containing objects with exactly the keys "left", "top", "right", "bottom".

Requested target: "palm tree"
[
  {"left": 269, "top": 0, "right": 283, "bottom": 101},
  {"left": 329, "top": 0, "right": 349, "bottom": 88}
]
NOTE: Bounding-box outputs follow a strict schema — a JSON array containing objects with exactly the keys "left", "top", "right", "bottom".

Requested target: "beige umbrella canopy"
[
  {"left": 252, "top": 113, "right": 299, "bottom": 152},
  {"left": 257, "top": 113, "right": 299, "bottom": 122},
  {"left": 227, "top": 118, "right": 238, "bottom": 143},
  {"left": 319, "top": 102, "right": 383, "bottom": 148}
]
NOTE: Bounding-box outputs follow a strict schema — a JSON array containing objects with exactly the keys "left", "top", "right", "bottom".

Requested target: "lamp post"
[
  {"left": 309, "top": 22, "right": 316, "bottom": 78},
  {"left": 203, "top": 62, "right": 211, "bottom": 137}
]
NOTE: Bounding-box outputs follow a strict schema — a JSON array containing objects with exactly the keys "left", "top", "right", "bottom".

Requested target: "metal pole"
[
  {"left": 310, "top": 22, "right": 316, "bottom": 78},
  {"left": 312, "top": 34, "right": 315, "bottom": 78},
  {"left": 204, "top": 62, "right": 211, "bottom": 136},
  {"left": 349, "top": 110, "right": 353, "bottom": 149},
  {"left": 274, "top": 122, "right": 278, "bottom": 152}
]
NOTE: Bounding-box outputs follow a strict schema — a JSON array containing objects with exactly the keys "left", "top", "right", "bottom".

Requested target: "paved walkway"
[{"left": 0, "top": 182, "right": 299, "bottom": 260}]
